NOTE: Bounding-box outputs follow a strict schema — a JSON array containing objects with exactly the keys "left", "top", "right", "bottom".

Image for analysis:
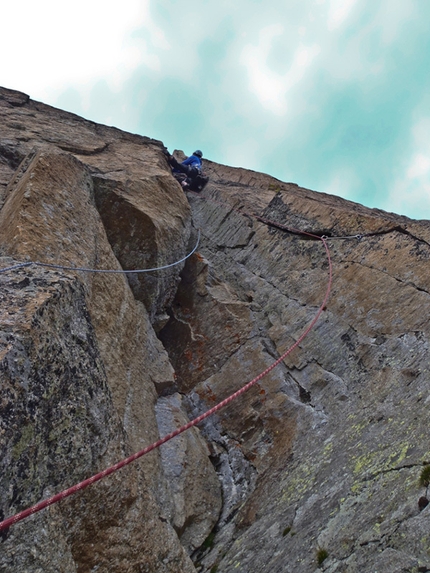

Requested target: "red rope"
[{"left": 0, "top": 230, "right": 332, "bottom": 532}]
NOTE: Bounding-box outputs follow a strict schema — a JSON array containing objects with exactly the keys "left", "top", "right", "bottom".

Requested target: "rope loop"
[{"left": 0, "top": 231, "right": 200, "bottom": 276}]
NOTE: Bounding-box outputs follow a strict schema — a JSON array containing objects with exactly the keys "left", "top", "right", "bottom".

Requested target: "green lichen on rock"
[{"left": 12, "top": 424, "right": 34, "bottom": 460}]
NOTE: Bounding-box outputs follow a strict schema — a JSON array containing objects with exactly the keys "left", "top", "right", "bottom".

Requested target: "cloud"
[
  {"left": 384, "top": 117, "right": 430, "bottom": 218},
  {"left": 320, "top": 166, "right": 362, "bottom": 202},
  {"left": 0, "top": 0, "right": 162, "bottom": 97},
  {"left": 407, "top": 154, "right": 430, "bottom": 180},
  {"left": 240, "top": 25, "right": 320, "bottom": 116},
  {"left": 327, "top": 0, "right": 359, "bottom": 31}
]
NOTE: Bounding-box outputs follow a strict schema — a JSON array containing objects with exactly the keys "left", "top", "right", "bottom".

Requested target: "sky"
[{"left": 1, "top": 0, "right": 430, "bottom": 220}]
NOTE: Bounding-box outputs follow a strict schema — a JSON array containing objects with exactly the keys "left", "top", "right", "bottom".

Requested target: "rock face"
[
  {"left": 0, "top": 87, "right": 208, "bottom": 573},
  {"left": 1, "top": 86, "right": 430, "bottom": 573}
]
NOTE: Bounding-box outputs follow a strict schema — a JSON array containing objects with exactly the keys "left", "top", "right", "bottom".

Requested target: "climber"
[
  {"left": 174, "top": 149, "right": 203, "bottom": 174},
  {"left": 164, "top": 149, "right": 208, "bottom": 192}
]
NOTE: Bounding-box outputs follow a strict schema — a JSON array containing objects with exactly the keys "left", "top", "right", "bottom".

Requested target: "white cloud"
[
  {"left": 305, "top": 0, "right": 416, "bottom": 85},
  {"left": 384, "top": 178, "right": 430, "bottom": 219},
  {"left": 407, "top": 154, "right": 430, "bottom": 179},
  {"left": 240, "top": 25, "right": 320, "bottom": 116},
  {"left": 327, "top": 0, "right": 359, "bottom": 31},
  {"left": 322, "top": 167, "right": 361, "bottom": 202},
  {"left": 0, "top": 0, "right": 165, "bottom": 99},
  {"left": 384, "top": 117, "right": 430, "bottom": 219},
  {"left": 223, "top": 138, "right": 263, "bottom": 173},
  {"left": 374, "top": 0, "right": 417, "bottom": 46},
  {"left": 236, "top": 0, "right": 387, "bottom": 104}
]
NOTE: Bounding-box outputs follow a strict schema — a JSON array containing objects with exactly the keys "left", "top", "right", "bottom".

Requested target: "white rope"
[{"left": 0, "top": 230, "right": 200, "bottom": 275}]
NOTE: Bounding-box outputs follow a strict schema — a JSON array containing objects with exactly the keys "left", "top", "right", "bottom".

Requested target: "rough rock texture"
[
  {"left": 165, "top": 166, "right": 430, "bottom": 573},
  {"left": 1, "top": 86, "right": 430, "bottom": 573},
  {"left": 0, "top": 87, "right": 218, "bottom": 573}
]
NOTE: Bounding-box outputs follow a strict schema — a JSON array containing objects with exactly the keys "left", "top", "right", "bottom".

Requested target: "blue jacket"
[{"left": 181, "top": 155, "right": 202, "bottom": 170}]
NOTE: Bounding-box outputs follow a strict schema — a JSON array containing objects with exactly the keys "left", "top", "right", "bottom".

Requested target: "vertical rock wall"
[
  {"left": 161, "top": 162, "right": 430, "bottom": 573},
  {"left": 0, "top": 88, "right": 220, "bottom": 573}
]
